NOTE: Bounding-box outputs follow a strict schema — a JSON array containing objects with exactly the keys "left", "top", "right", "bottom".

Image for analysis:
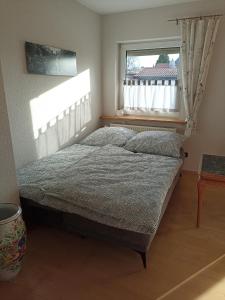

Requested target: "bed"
[{"left": 17, "top": 127, "right": 184, "bottom": 268}]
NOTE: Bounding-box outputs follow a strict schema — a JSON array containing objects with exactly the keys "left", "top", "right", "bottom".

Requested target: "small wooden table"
[{"left": 197, "top": 154, "right": 225, "bottom": 227}]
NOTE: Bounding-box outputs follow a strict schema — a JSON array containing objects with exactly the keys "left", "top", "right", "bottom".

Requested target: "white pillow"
[
  {"left": 80, "top": 127, "right": 136, "bottom": 147},
  {"left": 124, "top": 131, "right": 185, "bottom": 158}
]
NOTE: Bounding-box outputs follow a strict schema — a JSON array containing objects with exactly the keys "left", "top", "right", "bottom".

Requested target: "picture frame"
[{"left": 25, "top": 41, "right": 77, "bottom": 76}]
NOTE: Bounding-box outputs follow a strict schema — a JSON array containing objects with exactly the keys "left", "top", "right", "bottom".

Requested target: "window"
[{"left": 119, "top": 39, "right": 182, "bottom": 117}]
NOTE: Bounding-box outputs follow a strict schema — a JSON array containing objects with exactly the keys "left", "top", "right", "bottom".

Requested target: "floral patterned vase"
[{"left": 0, "top": 203, "right": 26, "bottom": 281}]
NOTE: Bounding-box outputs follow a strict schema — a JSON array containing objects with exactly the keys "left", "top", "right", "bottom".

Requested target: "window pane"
[
  {"left": 126, "top": 49, "right": 180, "bottom": 78},
  {"left": 123, "top": 47, "right": 180, "bottom": 113}
]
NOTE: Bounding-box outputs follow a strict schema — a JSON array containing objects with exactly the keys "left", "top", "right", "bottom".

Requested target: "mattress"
[{"left": 17, "top": 144, "right": 182, "bottom": 235}]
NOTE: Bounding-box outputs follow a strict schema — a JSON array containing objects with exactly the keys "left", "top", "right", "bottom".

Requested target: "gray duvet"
[{"left": 17, "top": 144, "right": 182, "bottom": 234}]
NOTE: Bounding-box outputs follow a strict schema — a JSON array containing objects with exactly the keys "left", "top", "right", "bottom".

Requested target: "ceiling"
[{"left": 77, "top": 0, "right": 201, "bottom": 15}]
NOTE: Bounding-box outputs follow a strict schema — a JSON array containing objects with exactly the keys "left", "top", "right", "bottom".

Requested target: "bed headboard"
[{"left": 109, "top": 123, "right": 176, "bottom": 133}]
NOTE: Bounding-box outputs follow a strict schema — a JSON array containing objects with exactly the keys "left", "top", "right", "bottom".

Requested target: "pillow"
[
  {"left": 124, "top": 131, "right": 185, "bottom": 158},
  {"left": 80, "top": 127, "right": 136, "bottom": 147}
]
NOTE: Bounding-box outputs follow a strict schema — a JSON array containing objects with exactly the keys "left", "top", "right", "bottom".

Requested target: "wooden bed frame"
[{"left": 20, "top": 168, "right": 182, "bottom": 269}]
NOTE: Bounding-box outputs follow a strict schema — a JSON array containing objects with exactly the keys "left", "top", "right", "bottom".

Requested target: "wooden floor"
[{"left": 1, "top": 173, "right": 225, "bottom": 300}]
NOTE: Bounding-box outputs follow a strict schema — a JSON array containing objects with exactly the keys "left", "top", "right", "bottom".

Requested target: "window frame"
[{"left": 119, "top": 37, "right": 184, "bottom": 118}]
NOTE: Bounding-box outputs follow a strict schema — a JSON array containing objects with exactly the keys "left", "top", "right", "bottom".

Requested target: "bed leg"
[{"left": 137, "top": 251, "right": 148, "bottom": 269}]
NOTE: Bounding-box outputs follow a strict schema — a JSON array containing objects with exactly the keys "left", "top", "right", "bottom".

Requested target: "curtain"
[
  {"left": 180, "top": 16, "right": 221, "bottom": 136},
  {"left": 123, "top": 79, "right": 179, "bottom": 113}
]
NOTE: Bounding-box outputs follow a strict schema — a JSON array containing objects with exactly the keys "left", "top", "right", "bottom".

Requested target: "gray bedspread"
[{"left": 17, "top": 144, "right": 182, "bottom": 234}]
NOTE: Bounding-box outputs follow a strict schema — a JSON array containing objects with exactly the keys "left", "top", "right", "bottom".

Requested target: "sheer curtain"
[
  {"left": 180, "top": 16, "right": 221, "bottom": 136},
  {"left": 123, "top": 79, "right": 179, "bottom": 113}
]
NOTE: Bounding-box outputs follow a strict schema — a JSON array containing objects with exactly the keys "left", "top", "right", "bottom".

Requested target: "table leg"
[{"left": 197, "top": 179, "right": 204, "bottom": 228}]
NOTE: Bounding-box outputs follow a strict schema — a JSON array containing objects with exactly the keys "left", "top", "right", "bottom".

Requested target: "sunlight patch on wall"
[
  {"left": 29, "top": 69, "right": 92, "bottom": 159},
  {"left": 30, "top": 69, "right": 91, "bottom": 139}
]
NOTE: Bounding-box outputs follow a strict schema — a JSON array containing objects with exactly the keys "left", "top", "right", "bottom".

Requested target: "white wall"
[
  {"left": 0, "top": 61, "right": 19, "bottom": 204},
  {"left": 102, "top": 0, "right": 225, "bottom": 171},
  {"left": 0, "top": 0, "right": 102, "bottom": 168}
]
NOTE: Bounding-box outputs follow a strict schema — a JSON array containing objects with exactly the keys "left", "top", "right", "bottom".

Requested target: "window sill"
[{"left": 100, "top": 115, "right": 186, "bottom": 126}]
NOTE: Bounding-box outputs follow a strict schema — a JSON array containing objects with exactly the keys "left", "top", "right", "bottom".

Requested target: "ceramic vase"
[{"left": 0, "top": 203, "right": 26, "bottom": 281}]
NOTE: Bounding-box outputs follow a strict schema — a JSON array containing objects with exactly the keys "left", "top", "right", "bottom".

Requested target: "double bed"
[{"left": 17, "top": 127, "right": 184, "bottom": 268}]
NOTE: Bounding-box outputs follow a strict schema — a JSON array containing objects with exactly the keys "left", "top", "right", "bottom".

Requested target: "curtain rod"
[{"left": 168, "top": 14, "right": 223, "bottom": 24}]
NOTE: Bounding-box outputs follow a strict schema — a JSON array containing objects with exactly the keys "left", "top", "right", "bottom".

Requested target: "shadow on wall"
[{"left": 29, "top": 69, "right": 92, "bottom": 159}]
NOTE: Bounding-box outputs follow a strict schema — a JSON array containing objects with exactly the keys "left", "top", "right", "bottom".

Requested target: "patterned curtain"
[{"left": 180, "top": 16, "right": 221, "bottom": 136}]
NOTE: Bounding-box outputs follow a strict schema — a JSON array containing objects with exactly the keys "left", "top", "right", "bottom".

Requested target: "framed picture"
[{"left": 25, "top": 42, "right": 77, "bottom": 76}]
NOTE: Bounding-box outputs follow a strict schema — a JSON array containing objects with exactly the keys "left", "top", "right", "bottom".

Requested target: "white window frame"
[{"left": 119, "top": 37, "right": 184, "bottom": 118}]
